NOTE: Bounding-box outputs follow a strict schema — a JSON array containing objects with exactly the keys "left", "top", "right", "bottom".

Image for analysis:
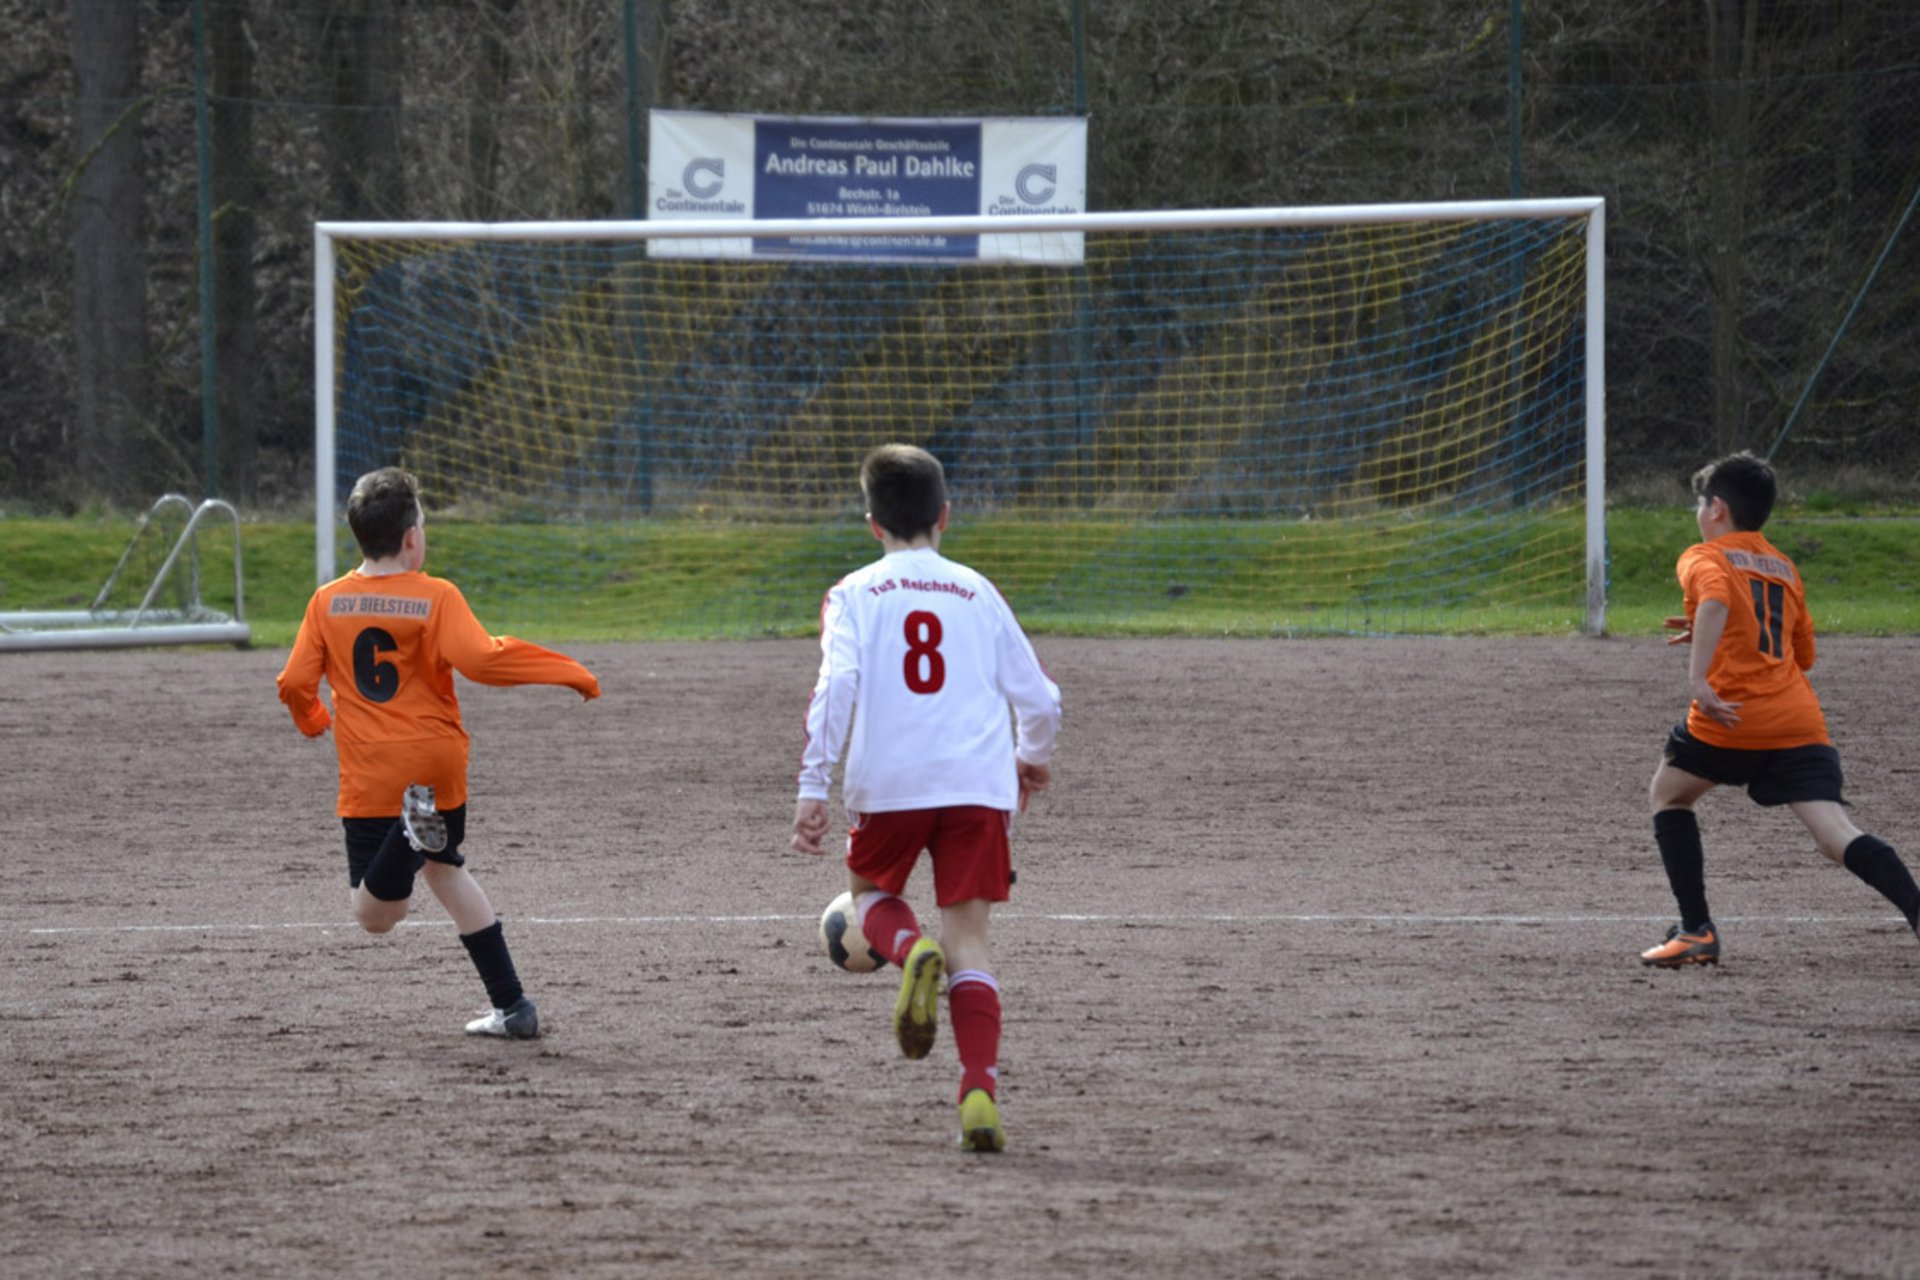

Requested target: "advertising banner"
[{"left": 648, "top": 110, "right": 1087, "bottom": 264}]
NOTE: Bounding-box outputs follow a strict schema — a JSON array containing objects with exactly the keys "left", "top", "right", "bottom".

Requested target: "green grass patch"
[
  {"left": 1, "top": 505, "right": 1914, "bottom": 648},
  {"left": 1602, "top": 508, "right": 1920, "bottom": 638}
]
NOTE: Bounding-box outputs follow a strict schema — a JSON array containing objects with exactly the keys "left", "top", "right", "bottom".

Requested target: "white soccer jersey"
[{"left": 797, "top": 546, "right": 1061, "bottom": 814}]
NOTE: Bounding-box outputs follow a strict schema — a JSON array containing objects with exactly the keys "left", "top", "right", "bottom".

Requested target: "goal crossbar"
[{"left": 316, "top": 197, "right": 1605, "bottom": 242}]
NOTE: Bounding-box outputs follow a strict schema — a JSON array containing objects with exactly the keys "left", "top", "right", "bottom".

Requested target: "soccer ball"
[{"left": 819, "top": 890, "right": 886, "bottom": 973}]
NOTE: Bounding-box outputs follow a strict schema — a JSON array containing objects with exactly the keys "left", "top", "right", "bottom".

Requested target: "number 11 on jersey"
[{"left": 1749, "top": 578, "right": 1784, "bottom": 657}]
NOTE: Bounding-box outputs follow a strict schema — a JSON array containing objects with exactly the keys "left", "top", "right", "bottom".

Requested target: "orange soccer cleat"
[{"left": 1640, "top": 923, "right": 1720, "bottom": 968}]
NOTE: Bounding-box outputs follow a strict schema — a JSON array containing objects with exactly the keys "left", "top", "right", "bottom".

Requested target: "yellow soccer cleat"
[
  {"left": 893, "top": 936, "right": 946, "bottom": 1060},
  {"left": 957, "top": 1089, "right": 1005, "bottom": 1153}
]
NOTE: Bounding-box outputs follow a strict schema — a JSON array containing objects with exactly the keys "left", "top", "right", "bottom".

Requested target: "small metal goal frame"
[{"left": 0, "top": 495, "right": 251, "bottom": 652}]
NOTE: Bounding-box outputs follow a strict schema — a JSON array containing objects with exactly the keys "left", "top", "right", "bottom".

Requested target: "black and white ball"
[{"left": 818, "top": 890, "right": 886, "bottom": 973}]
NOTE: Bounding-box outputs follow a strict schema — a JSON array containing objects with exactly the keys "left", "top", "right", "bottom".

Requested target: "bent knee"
[
  {"left": 1650, "top": 765, "right": 1710, "bottom": 812},
  {"left": 352, "top": 892, "right": 408, "bottom": 934},
  {"left": 1648, "top": 786, "right": 1696, "bottom": 814}
]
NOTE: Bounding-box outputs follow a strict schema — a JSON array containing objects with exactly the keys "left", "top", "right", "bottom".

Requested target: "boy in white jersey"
[{"left": 792, "top": 443, "right": 1062, "bottom": 1153}]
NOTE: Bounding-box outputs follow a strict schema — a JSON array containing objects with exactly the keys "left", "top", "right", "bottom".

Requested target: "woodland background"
[{"left": 4, "top": 0, "right": 1917, "bottom": 512}]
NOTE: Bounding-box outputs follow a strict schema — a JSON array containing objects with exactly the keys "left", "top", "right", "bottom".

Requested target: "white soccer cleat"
[
  {"left": 465, "top": 996, "right": 539, "bottom": 1039},
  {"left": 400, "top": 784, "right": 448, "bottom": 854}
]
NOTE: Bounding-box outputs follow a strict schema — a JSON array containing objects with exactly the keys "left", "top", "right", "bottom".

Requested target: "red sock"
[
  {"left": 947, "top": 971, "right": 1001, "bottom": 1101},
  {"left": 857, "top": 893, "right": 922, "bottom": 967}
]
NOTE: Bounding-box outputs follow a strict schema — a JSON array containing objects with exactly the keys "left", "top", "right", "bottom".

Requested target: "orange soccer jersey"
[
  {"left": 276, "top": 570, "right": 599, "bottom": 817},
  {"left": 1677, "top": 531, "right": 1827, "bottom": 750}
]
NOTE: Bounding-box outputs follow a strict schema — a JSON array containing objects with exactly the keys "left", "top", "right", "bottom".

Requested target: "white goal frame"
[{"left": 315, "top": 198, "right": 1606, "bottom": 634}]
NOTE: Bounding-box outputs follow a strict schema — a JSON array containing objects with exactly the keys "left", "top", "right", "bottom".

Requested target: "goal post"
[{"left": 314, "top": 199, "right": 1606, "bottom": 637}]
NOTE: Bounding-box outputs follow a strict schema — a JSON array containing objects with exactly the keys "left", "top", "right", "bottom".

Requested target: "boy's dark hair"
[
  {"left": 1691, "top": 451, "right": 1776, "bottom": 532},
  {"left": 861, "top": 444, "right": 947, "bottom": 539},
  {"left": 346, "top": 467, "right": 422, "bottom": 559}
]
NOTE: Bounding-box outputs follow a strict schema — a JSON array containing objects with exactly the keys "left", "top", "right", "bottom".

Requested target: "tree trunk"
[
  {"left": 211, "top": 0, "right": 259, "bottom": 500},
  {"left": 67, "top": 0, "right": 150, "bottom": 506},
  {"left": 466, "top": 0, "right": 515, "bottom": 221},
  {"left": 632, "top": 0, "right": 667, "bottom": 217},
  {"left": 319, "top": 0, "right": 404, "bottom": 219},
  {"left": 1705, "top": 0, "right": 1758, "bottom": 455},
  {"left": 567, "top": 30, "right": 598, "bottom": 216},
  {"left": 1832, "top": 0, "right": 1857, "bottom": 208}
]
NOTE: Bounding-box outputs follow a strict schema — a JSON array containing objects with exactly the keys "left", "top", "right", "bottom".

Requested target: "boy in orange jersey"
[
  {"left": 277, "top": 468, "right": 600, "bottom": 1037},
  {"left": 1641, "top": 451, "right": 1920, "bottom": 967}
]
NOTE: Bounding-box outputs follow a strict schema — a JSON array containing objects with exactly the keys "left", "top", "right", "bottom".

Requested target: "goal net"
[{"left": 315, "top": 201, "right": 1604, "bottom": 637}]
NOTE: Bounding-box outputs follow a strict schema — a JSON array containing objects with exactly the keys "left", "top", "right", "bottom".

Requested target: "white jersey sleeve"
[
  {"left": 993, "top": 584, "right": 1061, "bottom": 768},
  {"left": 795, "top": 547, "right": 1061, "bottom": 814},
  {"left": 795, "top": 578, "right": 859, "bottom": 803}
]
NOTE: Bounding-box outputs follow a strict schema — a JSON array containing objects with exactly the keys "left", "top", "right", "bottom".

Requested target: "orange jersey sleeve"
[
  {"left": 1676, "top": 532, "right": 1827, "bottom": 749},
  {"left": 276, "top": 571, "right": 599, "bottom": 817}
]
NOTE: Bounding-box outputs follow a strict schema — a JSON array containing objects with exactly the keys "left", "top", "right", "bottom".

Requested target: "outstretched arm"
[{"left": 439, "top": 588, "right": 599, "bottom": 699}]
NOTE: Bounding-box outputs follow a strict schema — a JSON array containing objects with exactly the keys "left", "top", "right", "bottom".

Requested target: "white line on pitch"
[{"left": 11, "top": 911, "right": 1903, "bottom": 937}]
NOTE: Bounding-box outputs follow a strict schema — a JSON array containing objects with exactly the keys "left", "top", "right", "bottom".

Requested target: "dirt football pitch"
[{"left": 4, "top": 635, "right": 1918, "bottom": 1278}]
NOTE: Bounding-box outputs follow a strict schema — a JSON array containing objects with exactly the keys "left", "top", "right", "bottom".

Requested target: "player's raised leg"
[
  {"left": 352, "top": 817, "right": 423, "bottom": 935},
  {"left": 855, "top": 885, "right": 926, "bottom": 967},
  {"left": 849, "top": 862, "right": 948, "bottom": 1061},
  {"left": 893, "top": 935, "right": 946, "bottom": 1061}
]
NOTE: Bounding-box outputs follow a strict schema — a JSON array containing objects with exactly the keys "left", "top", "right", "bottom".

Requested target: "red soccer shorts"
[{"left": 845, "top": 805, "right": 1013, "bottom": 907}]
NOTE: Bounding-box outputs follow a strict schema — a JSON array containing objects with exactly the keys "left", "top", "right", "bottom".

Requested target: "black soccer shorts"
[
  {"left": 1662, "top": 724, "right": 1845, "bottom": 807},
  {"left": 342, "top": 804, "right": 468, "bottom": 887}
]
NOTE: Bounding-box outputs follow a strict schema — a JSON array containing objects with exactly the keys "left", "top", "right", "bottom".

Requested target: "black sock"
[
  {"left": 360, "top": 822, "right": 424, "bottom": 902},
  {"left": 1654, "top": 808, "right": 1712, "bottom": 933},
  {"left": 1842, "top": 835, "right": 1920, "bottom": 929},
  {"left": 459, "top": 921, "right": 525, "bottom": 1010}
]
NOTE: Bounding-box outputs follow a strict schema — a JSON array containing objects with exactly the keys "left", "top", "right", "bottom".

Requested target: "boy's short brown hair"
[
  {"left": 861, "top": 444, "right": 947, "bottom": 540},
  {"left": 346, "top": 467, "right": 422, "bottom": 560},
  {"left": 1691, "top": 451, "right": 1776, "bottom": 532}
]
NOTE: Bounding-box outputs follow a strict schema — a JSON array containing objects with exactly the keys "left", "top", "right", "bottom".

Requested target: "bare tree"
[
  {"left": 317, "top": 0, "right": 404, "bottom": 218},
  {"left": 466, "top": 0, "right": 515, "bottom": 221},
  {"left": 1703, "top": 0, "right": 1758, "bottom": 455},
  {"left": 211, "top": 0, "right": 260, "bottom": 499},
  {"left": 67, "top": 0, "right": 151, "bottom": 504},
  {"left": 629, "top": 0, "right": 667, "bottom": 218}
]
